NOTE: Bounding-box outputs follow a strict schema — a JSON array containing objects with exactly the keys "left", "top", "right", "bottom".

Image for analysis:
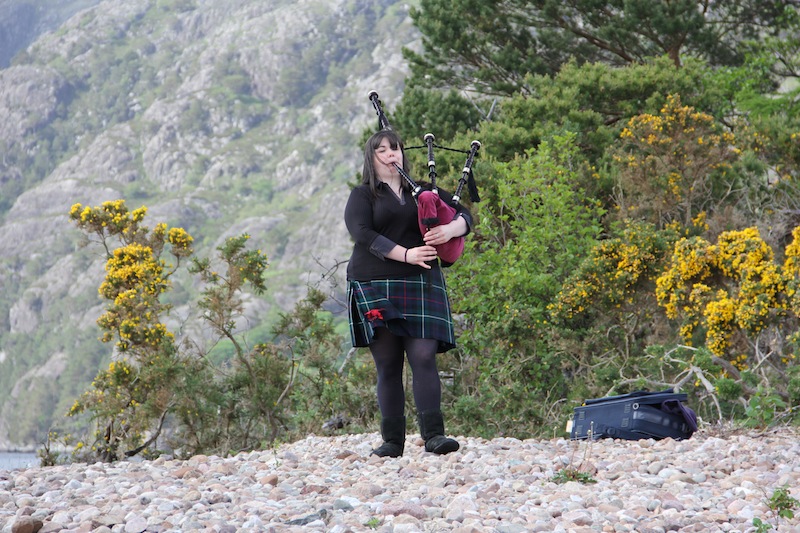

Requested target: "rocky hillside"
[{"left": 0, "top": 0, "right": 419, "bottom": 448}]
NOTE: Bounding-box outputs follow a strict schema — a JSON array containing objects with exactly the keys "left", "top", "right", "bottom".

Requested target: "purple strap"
[{"left": 661, "top": 399, "right": 698, "bottom": 431}]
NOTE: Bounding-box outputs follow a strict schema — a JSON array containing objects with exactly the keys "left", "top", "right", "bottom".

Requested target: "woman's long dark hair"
[{"left": 362, "top": 130, "right": 411, "bottom": 196}]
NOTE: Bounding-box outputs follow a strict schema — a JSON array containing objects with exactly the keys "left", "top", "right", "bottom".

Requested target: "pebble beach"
[{"left": 1, "top": 428, "right": 799, "bottom": 533}]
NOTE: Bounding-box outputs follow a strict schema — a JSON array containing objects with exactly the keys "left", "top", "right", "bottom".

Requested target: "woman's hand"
[
  {"left": 423, "top": 216, "right": 467, "bottom": 246},
  {"left": 405, "top": 245, "right": 437, "bottom": 269}
]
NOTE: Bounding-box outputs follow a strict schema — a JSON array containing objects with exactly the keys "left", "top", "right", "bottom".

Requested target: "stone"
[{"left": 10, "top": 516, "right": 42, "bottom": 533}]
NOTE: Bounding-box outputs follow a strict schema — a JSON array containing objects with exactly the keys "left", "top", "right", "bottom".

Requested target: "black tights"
[{"left": 369, "top": 327, "right": 441, "bottom": 418}]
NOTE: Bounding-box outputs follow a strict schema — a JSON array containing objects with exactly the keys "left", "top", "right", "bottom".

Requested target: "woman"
[{"left": 344, "top": 129, "right": 472, "bottom": 457}]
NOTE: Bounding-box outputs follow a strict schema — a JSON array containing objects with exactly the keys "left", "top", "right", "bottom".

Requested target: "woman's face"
[{"left": 373, "top": 137, "right": 403, "bottom": 180}]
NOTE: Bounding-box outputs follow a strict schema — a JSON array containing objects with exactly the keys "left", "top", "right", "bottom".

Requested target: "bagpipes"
[{"left": 367, "top": 90, "right": 481, "bottom": 265}]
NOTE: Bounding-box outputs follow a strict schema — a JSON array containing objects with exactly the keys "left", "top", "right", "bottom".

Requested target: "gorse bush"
[
  {"left": 612, "top": 94, "right": 739, "bottom": 229},
  {"left": 67, "top": 200, "right": 377, "bottom": 461},
  {"left": 433, "top": 80, "right": 798, "bottom": 435},
  {"left": 68, "top": 200, "right": 193, "bottom": 460}
]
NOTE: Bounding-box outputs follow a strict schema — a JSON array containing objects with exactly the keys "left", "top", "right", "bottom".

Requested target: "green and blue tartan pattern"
[{"left": 348, "top": 270, "right": 455, "bottom": 353}]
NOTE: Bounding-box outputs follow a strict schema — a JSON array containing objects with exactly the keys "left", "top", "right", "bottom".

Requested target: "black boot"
[
  {"left": 371, "top": 416, "right": 405, "bottom": 457},
  {"left": 418, "top": 410, "right": 460, "bottom": 454}
]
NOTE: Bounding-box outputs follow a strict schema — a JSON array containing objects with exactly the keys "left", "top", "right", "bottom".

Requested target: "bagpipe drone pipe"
[{"left": 367, "top": 90, "right": 481, "bottom": 265}]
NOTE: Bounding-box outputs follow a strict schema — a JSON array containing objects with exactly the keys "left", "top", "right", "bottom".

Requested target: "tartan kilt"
[{"left": 348, "top": 269, "right": 456, "bottom": 353}]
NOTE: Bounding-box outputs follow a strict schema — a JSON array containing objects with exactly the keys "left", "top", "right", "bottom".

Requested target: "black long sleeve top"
[{"left": 344, "top": 181, "right": 472, "bottom": 281}]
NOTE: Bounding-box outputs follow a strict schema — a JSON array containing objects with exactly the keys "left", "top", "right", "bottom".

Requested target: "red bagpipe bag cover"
[{"left": 417, "top": 190, "right": 464, "bottom": 265}]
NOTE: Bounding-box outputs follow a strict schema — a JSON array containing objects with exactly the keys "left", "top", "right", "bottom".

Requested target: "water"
[{"left": 0, "top": 452, "right": 38, "bottom": 471}]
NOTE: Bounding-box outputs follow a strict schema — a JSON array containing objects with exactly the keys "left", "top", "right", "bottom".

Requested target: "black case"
[{"left": 570, "top": 390, "right": 695, "bottom": 441}]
